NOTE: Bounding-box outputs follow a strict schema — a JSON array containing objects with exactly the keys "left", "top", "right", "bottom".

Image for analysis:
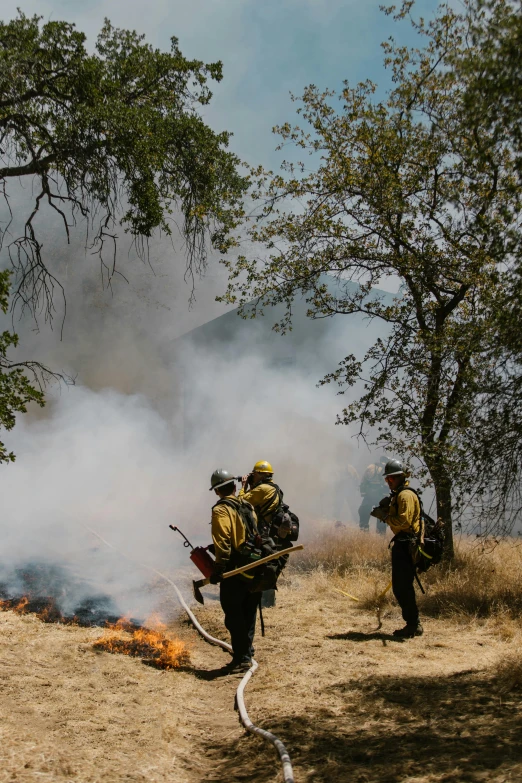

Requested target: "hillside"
[{"left": 1, "top": 533, "right": 521, "bottom": 783}]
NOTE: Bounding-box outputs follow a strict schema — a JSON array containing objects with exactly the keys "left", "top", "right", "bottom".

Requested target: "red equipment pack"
[
  {"left": 189, "top": 546, "right": 214, "bottom": 578},
  {"left": 168, "top": 525, "right": 215, "bottom": 578}
]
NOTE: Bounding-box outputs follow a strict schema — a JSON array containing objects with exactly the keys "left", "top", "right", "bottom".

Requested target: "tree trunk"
[
  {"left": 436, "top": 480, "right": 454, "bottom": 560},
  {"left": 425, "top": 457, "right": 455, "bottom": 560}
]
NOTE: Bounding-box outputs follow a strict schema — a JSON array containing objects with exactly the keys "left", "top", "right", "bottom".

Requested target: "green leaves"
[
  {"left": 221, "top": 0, "right": 522, "bottom": 552},
  {"left": 0, "top": 11, "right": 248, "bottom": 321},
  {"left": 0, "top": 272, "right": 46, "bottom": 463},
  {"left": 0, "top": 10, "right": 247, "bottom": 461}
]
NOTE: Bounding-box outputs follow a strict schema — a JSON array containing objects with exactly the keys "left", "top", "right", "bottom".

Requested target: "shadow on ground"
[
  {"left": 327, "top": 631, "right": 405, "bottom": 643},
  {"left": 203, "top": 669, "right": 522, "bottom": 782}
]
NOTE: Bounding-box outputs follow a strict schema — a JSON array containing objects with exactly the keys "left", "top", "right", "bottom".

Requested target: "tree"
[
  {"left": 0, "top": 11, "right": 247, "bottom": 458},
  {"left": 441, "top": 0, "right": 522, "bottom": 537},
  {"left": 0, "top": 11, "right": 247, "bottom": 326},
  {"left": 454, "top": 0, "right": 522, "bottom": 177},
  {"left": 220, "top": 1, "right": 521, "bottom": 556},
  {"left": 0, "top": 271, "right": 64, "bottom": 462}
]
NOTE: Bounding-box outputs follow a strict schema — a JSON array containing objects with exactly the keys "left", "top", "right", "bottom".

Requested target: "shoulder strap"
[
  {"left": 215, "top": 496, "right": 257, "bottom": 537},
  {"left": 256, "top": 481, "right": 283, "bottom": 522},
  {"left": 213, "top": 496, "right": 240, "bottom": 510},
  {"left": 397, "top": 485, "right": 420, "bottom": 501},
  {"left": 395, "top": 486, "right": 424, "bottom": 541}
]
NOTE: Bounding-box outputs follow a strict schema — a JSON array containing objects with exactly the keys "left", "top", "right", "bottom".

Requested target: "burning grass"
[
  {"left": 0, "top": 563, "right": 129, "bottom": 626},
  {"left": 291, "top": 527, "right": 522, "bottom": 620},
  {"left": 93, "top": 614, "right": 191, "bottom": 670},
  {"left": 0, "top": 593, "right": 136, "bottom": 627},
  {"left": 0, "top": 595, "right": 67, "bottom": 623}
]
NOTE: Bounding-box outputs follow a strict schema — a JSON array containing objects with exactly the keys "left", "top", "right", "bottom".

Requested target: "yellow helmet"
[{"left": 252, "top": 460, "right": 273, "bottom": 474}]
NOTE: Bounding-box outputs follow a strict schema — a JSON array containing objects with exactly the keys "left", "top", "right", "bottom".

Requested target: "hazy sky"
[{"left": 2, "top": 0, "right": 441, "bottom": 167}]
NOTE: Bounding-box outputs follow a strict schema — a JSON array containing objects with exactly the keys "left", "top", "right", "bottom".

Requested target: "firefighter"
[
  {"left": 371, "top": 459, "right": 423, "bottom": 638},
  {"left": 208, "top": 468, "right": 260, "bottom": 673},
  {"left": 239, "top": 460, "right": 298, "bottom": 608},
  {"left": 358, "top": 456, "right": 388, "bottom": 534}
]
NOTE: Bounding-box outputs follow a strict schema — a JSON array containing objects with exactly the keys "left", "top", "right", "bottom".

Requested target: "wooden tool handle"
[
  {"left": 223, "top": 544, "right": 304, "bottom": 579},
  {"left": 194, "top": 544, "right": 304, "bottom": 588}
]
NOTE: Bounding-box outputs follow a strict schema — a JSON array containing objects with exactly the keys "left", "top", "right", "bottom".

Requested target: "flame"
[
  {"left": 0, "top": 596, "right": 29, "bottom": 613},
  {"left": 0, "top": 595, "right": 69, "bottom": 623},
  {"left": 105, "top": 615, "right": 137, "bottom": 632},
  {"left": 0, "top": 593, "right": 189, "bottom": 669},
  {"left": 93, "top": 614, "right": 190, "bottom": 669},
  {"left": 0, "top": 595, "right": 135, "bottom": 629}
]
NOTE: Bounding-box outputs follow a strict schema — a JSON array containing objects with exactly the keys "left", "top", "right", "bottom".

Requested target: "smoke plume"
[{"left": 0, "top": 221, "right": 375, "bottom": 620}]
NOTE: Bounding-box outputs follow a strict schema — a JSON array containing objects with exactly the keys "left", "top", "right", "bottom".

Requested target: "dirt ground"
[{"left": 1, "top": 569, "right": 521, "bottom": 783}]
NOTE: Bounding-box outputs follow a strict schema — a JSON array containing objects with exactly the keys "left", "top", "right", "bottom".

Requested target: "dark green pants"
[
  {"left": 220, "top": 576, "right": 259, "bottom": 663},
  {"left": 359, "top": 496, "right": 387, "bottom": 534},
  {"left": 391, "top": 539, "right": 419, "bottom": 626}
]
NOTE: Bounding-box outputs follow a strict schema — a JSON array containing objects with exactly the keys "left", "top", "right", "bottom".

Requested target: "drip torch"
[
  {"left": 168, "top": 525, "right": 216, "bottom": 600},
  {"left": 170, "top": 524, "right": 305, "bottom": 605}
]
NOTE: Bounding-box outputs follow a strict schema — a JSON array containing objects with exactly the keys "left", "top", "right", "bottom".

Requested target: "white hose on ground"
[
  {"left": 84, "top": 526, "right": 295, "bottom": 783},
  {"left": 236, "top": 661, "right": 295, "bottom": 782}
]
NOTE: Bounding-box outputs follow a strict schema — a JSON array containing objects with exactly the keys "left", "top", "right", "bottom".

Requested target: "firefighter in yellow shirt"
[
  {"left": 371, "top": 459, "right": 423, "bottom": 638},
  {"left": 208, "top": 468, "right": 260, "bottom": 673},
  {"left": 240, "top": 461, "right": 280, "bottom": 530},
  {"left": 239, "top": 460, "right": 298, "bottom": 608}
]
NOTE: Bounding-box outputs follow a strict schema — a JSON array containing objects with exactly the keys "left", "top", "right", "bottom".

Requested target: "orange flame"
[
  {"left": 93, "top": 614, "right": 190, "bottom": 670},
  {"left": 0, "top": 595, "right": 76, "bottom": 624},
  {"left": 0, "top": 596, "right": 29, "bottom": 613}
]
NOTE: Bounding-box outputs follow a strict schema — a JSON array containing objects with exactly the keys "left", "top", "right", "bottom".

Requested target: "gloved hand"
[
  {"left": 378, "top": 496, "right": 391, "bottom": 509},
  {"left": 207, "top": 543, "right": 216, "bottom": 555},
  {"left": 370, "top": 506, "right": 388, "bottom": 521},
  {"left": 209, "top": 562, "right": 226, "bottom": 584}
]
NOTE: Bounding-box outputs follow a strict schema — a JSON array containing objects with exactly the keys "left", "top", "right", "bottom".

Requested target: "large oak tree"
[
  {"left": 220, "top": 0, "right": 521, "bottom": 555},
  {"left": 0, "top": 11, "right": 247, "bottom": 460}
]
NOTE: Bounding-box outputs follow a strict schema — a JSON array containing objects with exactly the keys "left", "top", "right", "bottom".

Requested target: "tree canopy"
[
  {"left": 0, "top": 11, "right": 248, "bottom": 324},
  {"left": 0, "top": 271, "right": 63, "bottom": 462},
  {"left": 445, "top": 0, "right": 522, "bottom": 535},
  {"left": 0, "top": 11, "right": 247, "bottom": 458},
  {"left": 220, "top": 0, "right": 522, "bottom": 554}
]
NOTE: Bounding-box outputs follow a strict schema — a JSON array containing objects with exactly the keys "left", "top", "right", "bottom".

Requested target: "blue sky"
[{"left": 3, "top": 0, "right": 441, "bottom": 168}]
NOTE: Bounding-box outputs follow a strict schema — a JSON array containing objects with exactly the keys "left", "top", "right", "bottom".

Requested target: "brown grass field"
[{"left": 1, "top": 530, "right": 521, "bottom": 782}]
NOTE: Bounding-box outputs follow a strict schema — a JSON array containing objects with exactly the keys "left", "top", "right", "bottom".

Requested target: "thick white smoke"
[{"left": 0, "top": 221, "right": 379, "bottom": 619}]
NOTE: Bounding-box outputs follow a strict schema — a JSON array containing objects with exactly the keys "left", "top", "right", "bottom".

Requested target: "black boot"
[
  {"left": 226, "top": 659, "right": 252, "bottom": 674},
  {"left": 393, "top": 623, "right": 423, "bottom": 638}
]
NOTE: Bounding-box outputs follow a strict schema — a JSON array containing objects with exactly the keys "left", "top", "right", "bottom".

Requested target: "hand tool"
[{"left": 192, "top": 544, "right": 304, "bottom": 604}]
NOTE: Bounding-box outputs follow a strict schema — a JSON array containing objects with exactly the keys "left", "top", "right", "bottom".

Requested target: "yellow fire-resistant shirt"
[
  {"left": 386, "top": 482, "right": 421, "bottom": 536},
  {"left": 239, "top": 482, "right": 279, "bottom": 524},
  {"left": 211, "top": 495, "right": 249, "bottom": 565},
  {"left": 360, "top": 463, "right": 386, "bottom": 495}
]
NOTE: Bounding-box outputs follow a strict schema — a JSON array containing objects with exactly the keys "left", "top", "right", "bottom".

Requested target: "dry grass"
[
  {"left": 2, "top": 560, "right": 522, "bottom": 783},
  {"left": 294, "top": 526, "right": 391, "bottom": 573},
  {"left": 493, "top": 650, "right": 522, "bottom": 693},
  {"left": 207, "top": 568, "right": 522, "bottom": 783},
  {"left": 2, "top": 531, "right": 522, "bottom": 783},
  {"left": 292, "top": 527, "right": 522, "bottom": 620}
]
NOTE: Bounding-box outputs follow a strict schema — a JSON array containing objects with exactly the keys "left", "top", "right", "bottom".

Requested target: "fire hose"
[{"left": 84, "top": 525, "right": 296, "bottom": 783}]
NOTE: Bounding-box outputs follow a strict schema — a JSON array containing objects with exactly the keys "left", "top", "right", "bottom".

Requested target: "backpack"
[
  {"left": 255, "top": 481, "right": 300, "bottom": 543},
  {"left": 214, "top": 496, "right": 288, "bottom": 592},
  {"left": 397, "top": 487, "right": 445, "bottom": 573}
]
